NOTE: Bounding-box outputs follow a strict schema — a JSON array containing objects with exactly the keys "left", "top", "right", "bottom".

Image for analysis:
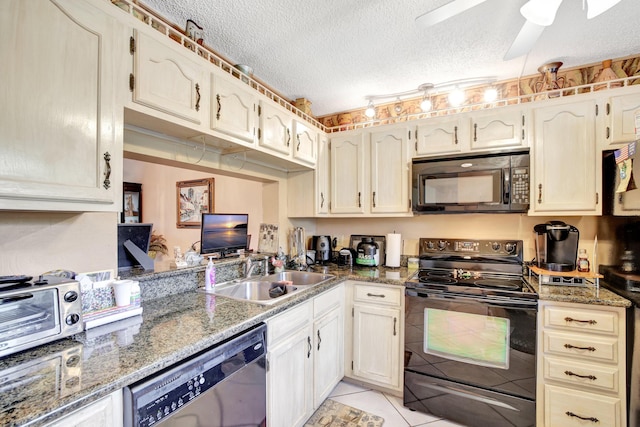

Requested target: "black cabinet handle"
[
  {"left": 564, "top": 343, "right": 596, "bottom": 352},
  {"left": 320, "top": 192, "right": 325, "bottom": 208},
  {"left": 296, "top": 134, "right": 301, "bottom": 151},
  {"left": 317, "top": 330, "right": 321, "bottom": 351},
  {"left": 286, "top": 128, "right": 291, "bottom": 147},
  {"left": 372, "top": 191, "right": 376, "bottom": 208},
  {"left": 564, "top": 370, "right": 597, "bottom": 381},
  {"left": 393, "top": 317, "right": 397, "bottom": 336},
  {"left": 473, "top": 123, "right": 477, "bottom": 141},
  {"left": 307, "top": 336, "right": 311, "bottom": 358},
  {"left": 216, "top": 94, "right": 221, "bottom": 120},
  {"left": 454, "top": 126, "right": 458, "bottom": 144},
  {"left": 103, "top": 152, "right": 111, "bottom": 189},
  {"left": 366, "top": 293, "right": 385, "bottom": 298},
  {"left": 566, "top": 411, "right": 599, "bottom": 423},
  {"left": 565, "top": 316, "right": 597, "bottom": 325},
  {"left": 195, "top": 83, "right": 200, "bottom": 111},
  {"left": 538, "top": 183, "right": 542, "bottom": 204}
]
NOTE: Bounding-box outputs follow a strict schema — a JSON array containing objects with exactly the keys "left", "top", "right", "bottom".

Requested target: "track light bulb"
[
  {"left": 365, "top": 101, "right": 376, "bottom": 118},
  {"left": 420, "top": 97, "right": 432, "bottom": 112},
  {"left": 484, "top": 87, "right": 498, "bottom": 103},
  {"left": 448, "top": 88, "right": 465, "bottom": 107}
]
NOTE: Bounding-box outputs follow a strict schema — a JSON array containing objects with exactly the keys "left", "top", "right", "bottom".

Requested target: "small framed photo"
[
  {"left": 177, "top": 178, "right": 215, "bottom": 228},
  {"left": 122, "top": 182, "right": 142, "bottom": 223}
]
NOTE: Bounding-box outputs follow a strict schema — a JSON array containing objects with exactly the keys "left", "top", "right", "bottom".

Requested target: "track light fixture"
[{"left": 365, "top": 101, "right": 376, "bottom": 118}]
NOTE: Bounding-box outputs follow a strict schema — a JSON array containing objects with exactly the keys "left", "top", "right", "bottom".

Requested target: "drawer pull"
[
  {"left": 565, "top": 411, "right": 599, "bottom": 423},
  {"left": 564, "top": 316, "right": 597, "bottom": 325},
  {"left": 366, "top": 293, "right": 386, "bottom": 298},
  {"left": 564, "top": 370, "right": 597, "bottom": 381},
  {"left": 564, "top": 343, "right": 596, "bottom": 352}
]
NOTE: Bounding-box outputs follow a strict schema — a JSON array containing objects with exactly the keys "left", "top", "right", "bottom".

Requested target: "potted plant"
[{"left": 148, "top": 232, "right": 169, "bottom": 259}]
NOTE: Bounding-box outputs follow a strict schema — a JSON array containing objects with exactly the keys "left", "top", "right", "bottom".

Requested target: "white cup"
[{"left": 112, "top": 280, "right": 133, "bottom": 307}]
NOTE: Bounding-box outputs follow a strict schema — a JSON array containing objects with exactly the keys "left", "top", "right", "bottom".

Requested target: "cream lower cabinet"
[
  {"left": 537, "top": 301, "right": 626, "bottom": 427},
  {"left": 345, "top": 281, "right": 404, "bottom": 394},
  {"left": 266, "top": 285, "right": 344, "bottom": 427},
  {"left": 529, "top": 98, "right": 601, "bottom": 215},
  {"left": 0, "top": 0, "right": 123, "bottom": 211},
  {"left": 44, "top": 390, "right": 123, "bottom": 427}
]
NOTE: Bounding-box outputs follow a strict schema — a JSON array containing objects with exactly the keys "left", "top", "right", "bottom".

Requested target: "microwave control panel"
[{"left": 511, "top": 167, "right": 529, "bottom": 204}]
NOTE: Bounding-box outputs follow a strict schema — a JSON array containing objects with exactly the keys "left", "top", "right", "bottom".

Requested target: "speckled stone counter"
[
  {"left": 0, "top": 263, "right": 411, "bottom": 427},
  {"left": 526, "top": 274, "right": 632, "bottom": 308}
]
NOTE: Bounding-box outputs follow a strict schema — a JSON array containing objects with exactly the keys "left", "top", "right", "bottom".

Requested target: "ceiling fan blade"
[
  {"left": 586, "top": 0, "right": 621, "bottom": 19},
  {"left": 503, "top": 20, "right": 546, "bottom": 60},
  {"left": 520, "top": 0, "right": 563, "bottom": 26},
  {"left": 415, "top": 0, "right": 488, "bottom": 28}
]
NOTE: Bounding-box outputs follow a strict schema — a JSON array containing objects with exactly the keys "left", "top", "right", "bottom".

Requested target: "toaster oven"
[{"left": 0, "top": 277, "right": 83, "bottom": 358}]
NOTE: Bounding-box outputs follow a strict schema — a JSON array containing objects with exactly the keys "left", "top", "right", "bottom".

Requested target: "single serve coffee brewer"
[{"left": 534, "top": 221, "right": 579, "bottom": 272}]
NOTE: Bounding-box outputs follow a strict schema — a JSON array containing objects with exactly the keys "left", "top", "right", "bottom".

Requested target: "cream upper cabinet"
[
  {"left": 293, "top": 120, "right": 317, "bottom": 165},
  {"left": 330, "top": 132, "right": 366, "bottom": 214},
  {"left": 606, "top": 90, "right": 640, "bottom": 145},
  {"left": 415, "top": 116, "right": 466, "bottom": 156},
  {"left": 210, "top": 73, "right": 257, "bottom": 144},
  {"left": 530, "top": 98, "right": 601, "bottom": 215},
  {"left": 470, "top": 108, "right": 528, "bottom": 150},
  {"left": 0, "top": 0, "right": 123, "bottom": 211},
  {"left": 131, "top": 29, "right": 205, "bottom": 125},
  {"left": 370, "top": 127, "right": 411, "bottom": 214},
  {"left": 259, "top": 101, "right": 293, "bottom": 156}
]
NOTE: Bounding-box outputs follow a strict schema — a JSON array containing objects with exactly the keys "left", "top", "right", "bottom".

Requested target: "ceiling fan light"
[
  {"left": 586, "top": 0, "right": 621, "bottom": 19},
  {"left": 520, "top": 0, "right": 562, "bottom": 26}
]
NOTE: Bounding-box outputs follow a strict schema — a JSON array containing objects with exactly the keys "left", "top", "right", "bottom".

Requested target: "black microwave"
[{"left": 411, "top": 149, "right": 530, "bottom": 214}]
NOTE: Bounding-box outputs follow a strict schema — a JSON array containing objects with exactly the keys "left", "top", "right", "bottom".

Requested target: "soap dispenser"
[{"left": 205, "top": 256, "right": 216, "bottom": 291}]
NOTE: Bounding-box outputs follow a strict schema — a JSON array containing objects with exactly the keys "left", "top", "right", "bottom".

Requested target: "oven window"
[
  {"left": 424, "top": 308, "right": 509, "bottom": 369},
  {"left": 422, "top": 171, "right": 500, "bottom": 204},
  {"left": 0, "top": 290, "right": 59, "bottom": 344}
]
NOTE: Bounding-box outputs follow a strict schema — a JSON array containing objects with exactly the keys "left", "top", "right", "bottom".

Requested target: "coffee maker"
[
  {"left": 534, "top": 221, "right": 579, "bottom": 272},
  {"left": 311, "top": 235, "right": 332, "bottom": 264}
]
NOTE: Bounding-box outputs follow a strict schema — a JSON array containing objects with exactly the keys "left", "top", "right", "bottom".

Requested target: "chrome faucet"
[{"left": 244, "top": 256, "right": 270, "bottom": 278}]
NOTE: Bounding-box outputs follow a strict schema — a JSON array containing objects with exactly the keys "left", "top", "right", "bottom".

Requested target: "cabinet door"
[
  {"left": 370, "top": 128, "right": 410, "bottom": 213},
  {"left": 293, "top": 120, "right": 317, "bottom": 165},
  {"left": 313, "top": 305, "right": 343, "bottom": 407},
  {"left": 259, "top": 102, "right": 293, "bottom": 156},
  {"left": 471, "top": 109, "right": 526, "bottom": 150},
  {"left": 416, "top": 116, "right": 465, "bottom": 156},
  {"left": 613, "top": 155, "right": 640, "bottom": 214},
  {"left": 133, "top": 30, "right": 205, "bottom": 124},
  {"left": 210, "top": 73, "right": 256, "bottom": 143},
  {"left": 44, "top": 390, "right": 123, "bottom": 427},
  {"left": 330, "top": 133, "right": 365, "bottom": 214},
  {"left": 316, "top": 135, "right": 330, "bottom": 215},
  {"left": 608, "top": 92, "right": 640, "bottom": 144},
  {"left": 0, "top": 0, "right": 121, "bottom": 211},
  {"left": 531, "top": 100, "right": 600, "bottom": 215},
  {"left": 267, "top": 327, "right": 313, "bottom": 427},
  {"left": 352, "top": 303, "right": 401, "bottom": 388}
]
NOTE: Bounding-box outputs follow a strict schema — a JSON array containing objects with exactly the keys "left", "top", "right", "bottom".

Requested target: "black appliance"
[
  {"left": 533, "top": 221, "right": 579, "bottom": 272},
  {"left": 337, "top": 248, "right": 356, "bottom": 267},
  {"left": 124, "top": 323, "right": 267, "bottom": 427},
  {"left": 404, "top": 238, "right": 538, "bottom": 427},
  {"left": 411, "top": 149, "right": 530, "bottom": 214},
  {"left": 312, "top": 235, "right": 332, "bottom": 264},
  {"left": 348, "top": 235, "right": 386, "bottom": 266}
]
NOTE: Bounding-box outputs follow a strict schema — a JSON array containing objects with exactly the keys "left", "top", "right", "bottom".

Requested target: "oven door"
[{"left": 405, "top": 290, "right": 537, "bottom": 398}]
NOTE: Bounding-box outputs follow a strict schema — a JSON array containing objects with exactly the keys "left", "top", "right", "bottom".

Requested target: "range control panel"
[{"left": 418, "top": 238, "right": 522, "bottom": 257}]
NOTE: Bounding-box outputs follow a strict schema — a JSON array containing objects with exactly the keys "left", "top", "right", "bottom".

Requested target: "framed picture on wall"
[
  {"left": 177, "top": 178, "right": 215, "bottom": 228},
  {"left": 122, "top": 182, "right": 142, "bottom": 223}
]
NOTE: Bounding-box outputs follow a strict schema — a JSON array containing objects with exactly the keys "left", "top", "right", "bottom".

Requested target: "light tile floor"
[{"left": 328, "top": 381, "right": 467, "bottom": 427}]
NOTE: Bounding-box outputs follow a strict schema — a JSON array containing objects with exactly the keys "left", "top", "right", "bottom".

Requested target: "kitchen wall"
[
  {"left": 315, "top": 214, "right": 628, "bottom": 267},
  {"left": 123, "top": 158, "right": 264, "bottom": 261}
]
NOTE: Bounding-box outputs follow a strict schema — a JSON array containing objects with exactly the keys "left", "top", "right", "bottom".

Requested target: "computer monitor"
[
  {"left": 200, "top": 213, "right": 248, "bottom": 257},
  {"left": 117, "top": 223, "right": 154, "bottom": 272}
]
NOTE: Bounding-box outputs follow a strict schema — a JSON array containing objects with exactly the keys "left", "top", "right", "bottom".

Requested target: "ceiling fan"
[{"left": 415, "top": 0, "right": 622, "bottom": 60}]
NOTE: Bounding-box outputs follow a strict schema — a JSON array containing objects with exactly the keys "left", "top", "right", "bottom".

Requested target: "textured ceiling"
[{"left": 139, "top": 0, "right": 640, "bottom": 117}]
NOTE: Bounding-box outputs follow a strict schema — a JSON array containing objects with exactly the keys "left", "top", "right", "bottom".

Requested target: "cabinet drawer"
[
  {"left": 314, "top": 285, "right": 342, "bottom": 318},
  {"left": 543, "top": 305, "right": 619, "bottom": 335},
  {"left": 353, "top": 284, "right": 402, "bottom": 306},
  {"left": 544, "top": 384, "right": 621, "bottom": 427},
  {"left": 543, "top": 330, "right": 618, "bottom": 363},
  {"left": 544, "top": 356, "right": 620, "bottom": 393},
  {"left": 266, "top": 301, "right": 311, "bottom": 345}
]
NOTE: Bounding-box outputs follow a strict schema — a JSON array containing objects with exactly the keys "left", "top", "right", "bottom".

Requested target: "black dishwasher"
[{"left": 124, "top": 323, "right": 267, "bottom": 427}]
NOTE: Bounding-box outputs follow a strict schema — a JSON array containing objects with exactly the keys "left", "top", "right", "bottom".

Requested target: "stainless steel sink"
[{"left": 211, "top": 271, "right": 335, "bottom": 304}]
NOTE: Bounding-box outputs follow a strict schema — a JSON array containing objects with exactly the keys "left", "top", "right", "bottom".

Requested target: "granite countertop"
[{"left": 0, "top": 265, "right": 411, "bottom": 427}]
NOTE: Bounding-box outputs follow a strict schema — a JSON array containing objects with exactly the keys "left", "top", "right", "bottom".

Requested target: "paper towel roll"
[{"left": 386, "top": 233, "right": 401, "bottom": 267}]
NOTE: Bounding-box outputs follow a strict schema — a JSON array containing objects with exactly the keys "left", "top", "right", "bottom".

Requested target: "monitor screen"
[
  {"left": 117, "top": 223, "right": 153, "bottom": 271},
  {"left": 200, "top": 213, "right": 248, "bottom": 256}
]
